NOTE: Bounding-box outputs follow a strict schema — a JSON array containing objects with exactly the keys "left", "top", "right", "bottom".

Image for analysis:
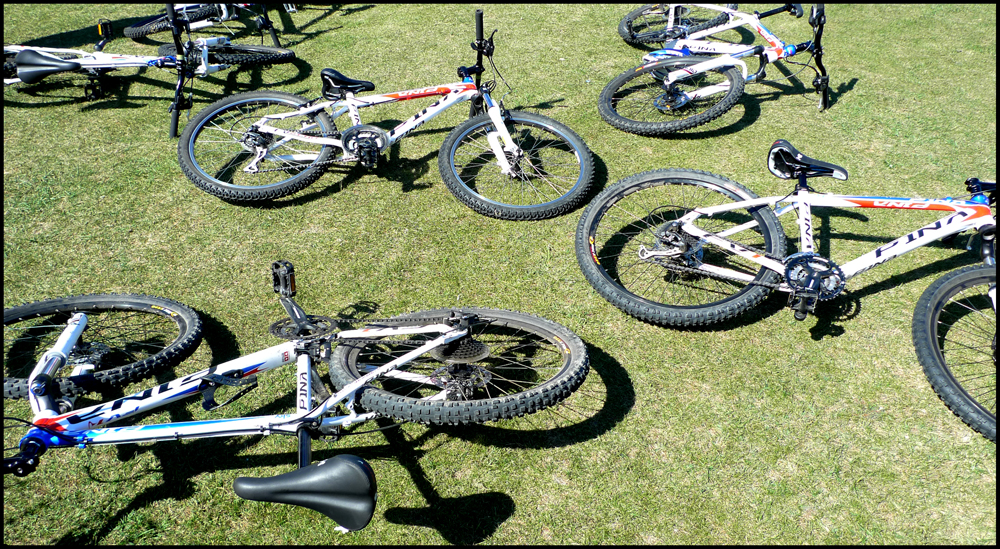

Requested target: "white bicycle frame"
[
  {"left": 3, "top": 37, "right": 233, "bottom": 86},
  {"left": 662, "top": 191, "right": 996, "bottom": 292},
  {"left": 638, "top": 4, "right": 812, "bottom": 94},
  {"left": 21, "top": 317, "right": 468, "bottom": 449},
  {"left": 244, "top": 77, "right": 522, "bottom": 175}
]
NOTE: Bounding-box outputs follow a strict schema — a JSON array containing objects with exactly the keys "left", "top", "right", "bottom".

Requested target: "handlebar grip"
[
  {"left": 166, "top": 3, "right": 176, "bottom": 23},
  {"left": 475, "top": 9, "right": 483, "bottom": 41},
  {"left": 789, "top": 4, "right": 803, "bottom": 18}
]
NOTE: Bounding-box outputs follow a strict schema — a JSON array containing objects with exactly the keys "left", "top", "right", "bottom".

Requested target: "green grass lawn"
[{"left": 3, "top": 3, "right": 996, "bottom": 545}]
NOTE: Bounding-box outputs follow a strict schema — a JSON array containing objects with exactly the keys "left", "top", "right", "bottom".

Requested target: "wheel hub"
[{"left": 430, "top": 337, "right": 490, "bottom": 363}]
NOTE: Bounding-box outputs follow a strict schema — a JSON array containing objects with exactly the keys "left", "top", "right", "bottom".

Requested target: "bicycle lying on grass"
[
  {"left": 576, "top": 139, "right": 995, "bottom": 326},
  {"left": 3, "top": 260, "right": 590, "bottom": 531},
  {"left": 576, "top": 140, "right": 995, "bottom": 440},
  {"left": 600, "top": 3, "right": 829, "bottom": 136},
  {"left": 123, "top": 3, "right": 294, "bottom": 48},
  {"left": 177, "top": 9, "right": 595, "bottom": 221},
  {"left": 4, "top": 4, "right": 295, "bottom": 137}
]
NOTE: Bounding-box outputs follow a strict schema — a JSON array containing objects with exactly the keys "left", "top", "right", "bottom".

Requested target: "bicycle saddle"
[
  {"left": 767, "top": 139, "right": 848, "bottom": 181},
  {"left": 233, "top": 454, "right": 378, "bottom": 531},
  {"left": 14, "top": 49, "right": 82, "bottom": 85},
  {"left": 320, "top": 68, "right": 375, "bottom": 98}
]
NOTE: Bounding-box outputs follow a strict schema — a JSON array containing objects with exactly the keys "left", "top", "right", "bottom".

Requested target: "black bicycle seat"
[
  {"left": 320, "top": 68, "right": 375, "bottom": 96},
  {"left": 233, "top": 454, "right": 377, "bottom": 531},
  {"left": 767, "top": 139, "right": 848, "bottom": 181},
  {"left": 14, "top": 49, "right": 82, "bottom": 84}
]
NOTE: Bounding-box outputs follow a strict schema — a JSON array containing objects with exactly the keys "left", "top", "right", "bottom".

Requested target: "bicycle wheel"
[
  {"left": 598, "top": 56, "right": 744, "bottom": 136},
  {"left": 178, "top": 90, "right": 339, "bottom": 201},
  {"left": 912, "top": 264, "right": 996, "bottom": 442},
  {"left": 619, "top": 4, "right": 737, "bottom": 46},
  {"left": 438, "top": 110, "right": 595, "bottom": 220},
  {"left": 123, "top": 5, "right": 220, "bottom": 40},
  {"left": 575, "top": 169, "right": 785, "bottom": 327},
  {"left": 4, "top": 294, "right": 203, "bottom": 399},
  {"left": 157, "top": 44, "right": 295, "bottom": 68},
  {"left": 328, "top": 308, "right": 590, "bottom": 425}
]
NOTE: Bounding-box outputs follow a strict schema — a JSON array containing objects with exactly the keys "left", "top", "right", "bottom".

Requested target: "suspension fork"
[{"left": 481, "top": 91, "right": 519, "bottom": 176}]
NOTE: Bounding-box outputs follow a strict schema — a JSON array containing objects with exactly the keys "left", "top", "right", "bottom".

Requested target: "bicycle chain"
[
  {"left": 269, "top": 312, "right": 465, "bottom": 346},
  {"left": 246, "top": 127, "right": 353, "bottom": 174},
  {"left": 650, "top": 229, "right": 786, "bottom": 290}
]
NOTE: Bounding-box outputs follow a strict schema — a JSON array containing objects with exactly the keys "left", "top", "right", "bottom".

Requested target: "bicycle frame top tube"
[
  {"left": 254, "top": 78, "right": 481, "bottom": 150},
  {"left": 680, "top": 191, "right": 995, "bottom": 284},
  {"left": 21, "top": 320, "right": 468, "bottom": 451}
]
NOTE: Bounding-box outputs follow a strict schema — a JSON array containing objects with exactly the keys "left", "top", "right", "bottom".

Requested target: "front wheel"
[
  {"left": 157, "top": 44, "right": 296, "bottom": 69},
  {"left": 575, "top": 169, "right": 786, "bottom": 327},
  {"left": 178, "top": 90, "right": 339, "bottom": 202},
  {"left": 439, "top": 111, "right": 595, "bottom": 220},
  {"left": 4, "top": 294, "right": 203, "bottom": 399},
  {"left": 619, "top": 4, "right": 738, "bottom": 46},
  {"left": 912, "top": 265, "right": 996, "bottom": 442},
  {"left": 598, "top": 56, "right": 744, "bottom": 136},
  {"left": 328, "top": 308, "right": 590, "bottom": 425}
]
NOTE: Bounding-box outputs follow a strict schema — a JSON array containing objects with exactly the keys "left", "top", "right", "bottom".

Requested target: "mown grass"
[{"left": 4, "top": 4, "right": 996, "bottom": 545}]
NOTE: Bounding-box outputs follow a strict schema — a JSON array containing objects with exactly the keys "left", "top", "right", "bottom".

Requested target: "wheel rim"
[
  {"left": 447, "top": 117, "right": 586, "bottom": 210},
  {"left": 586, "top": 179, "right": 774, "bottom": 309},
  {"left": 341, "top": 312, "right": 573, "bottom": 403},
  {"left": 933, "top": 278, "right": 997, "bottom": 418},
  {"left": 188, "top": 97, "right": 335, "bottom": 191},
  {"left": 610, "top": 63, "right": 730, "bottom": 124},
  {"left": 5, "top": 307, "right": 185, "bottom": 383}
]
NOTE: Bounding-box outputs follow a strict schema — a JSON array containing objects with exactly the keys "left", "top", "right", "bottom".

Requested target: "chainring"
[
  {"left": 269, "top": 315, "right": 339, "bottom": 339},
  {"left": 783, "top": 252, "right": 845, "bottom": 300}
]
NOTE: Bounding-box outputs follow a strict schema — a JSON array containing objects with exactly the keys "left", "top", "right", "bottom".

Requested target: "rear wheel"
[
  {"left": 598, "top": 56, "right": 744, "bottom": 136},
  {"left": 4, "top": 294, "right": 203, "bottom": 399},
  {"left": 157, "top": 44, "right": 295, "bottom": 68},
  {"left": 575, "top": 169, "right": 785, "bottom": 327},
  {"left": 178, "top": 90, "right": 339, "bottom": 201},
  {"left": 328, "top": 308, "right": 589, "bottom": 425},
  {"left": 123, "top": 5, "right": 220, "bottom": 40},
  {"left": 912, "top": 265, "right": 996, "bottom": 442}
]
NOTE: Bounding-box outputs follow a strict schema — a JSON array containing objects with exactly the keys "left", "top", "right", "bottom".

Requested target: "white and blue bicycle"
[
  {"left": 3, "top": 260, "right": 589, "bottom": 531},
  {"left": 600, "top": 4, "right": 829, "bottom": 135}
]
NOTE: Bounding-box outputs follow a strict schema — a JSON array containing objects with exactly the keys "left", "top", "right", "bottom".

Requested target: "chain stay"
[{"left": 652, "top": 227, "right": 785, "bottom": 290}]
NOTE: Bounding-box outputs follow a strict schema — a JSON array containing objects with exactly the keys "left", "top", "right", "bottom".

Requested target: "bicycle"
[
  {"left": 618, "top": 3, "right": 738, "bottom": 47},
  {"left": 176, "top": 9, "right": 595, "bottom": 221},
  {"left": 575, "top": 139, "right": 996, "bottom": 327},
  {"left": 911, "top": 263, "right": 996, "bottom": 442},
  {"left": 4, "top": 5, "right": 295, "bottom": 137},
  {"left": 123, "top": 3, "right": 294, "bottom": 48},
  {"left": 3, "top": 260, "right": 590, "bottom": 531},
  {"left": 599, "top": 4, "right": 830, "bottom": 136}
]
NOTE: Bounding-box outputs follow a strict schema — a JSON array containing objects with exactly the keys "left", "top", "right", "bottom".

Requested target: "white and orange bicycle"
[
  {"left": 177, "top": 9, "right": 595, "bottom": 220},
  {"left": 576, "top": 139, "right": 995, "bottom": 326}
]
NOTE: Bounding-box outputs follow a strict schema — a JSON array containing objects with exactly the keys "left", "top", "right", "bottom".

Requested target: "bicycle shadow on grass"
[
  {"left": 641, "top": 66, "right": 857, "bottom": 141},
  {"left": 238, "top": 124, "right": 462, "bottom": 210},
  {"left": 4, "top": 58, "right": 312, "bottom": 121},
  {"left": 807, "top": 251, "right": 980, "bottom": 341}
]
